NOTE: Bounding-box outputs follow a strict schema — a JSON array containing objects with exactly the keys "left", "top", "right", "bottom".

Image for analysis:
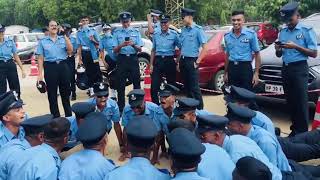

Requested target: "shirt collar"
[
  {"left": 231, "top": 27, "right": 247, "bottom": 37},
  {"left": 0, "top": 122, "right": 24, "bottom": 141},
  {"left": 222, "top": 135, "right": 231, "bottom": 150},
  {"left": 174, "top": 172, "right": 199, "bottom": 178},
  {"left": 285, "top": 22, "right": 302, "bottom": 31},
  {"left": 144, "top": 105, "right": 151, "bottom": 115},
  {"left": 160, "top": 30, "right": 170, "bottom": 36},
  {"left": 247, "top": 125, "right": 255, "bottom": 138},
  {"left": 129, "top": 157, "right": 151, "bottom": 165},
  {"left": 41, "top": 143, "right": 61, "bottom": 168}
]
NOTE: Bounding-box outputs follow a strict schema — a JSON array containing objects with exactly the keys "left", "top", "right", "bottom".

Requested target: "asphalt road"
[{"left": 17, "top": 65, "right": 318, "bottom": 167}]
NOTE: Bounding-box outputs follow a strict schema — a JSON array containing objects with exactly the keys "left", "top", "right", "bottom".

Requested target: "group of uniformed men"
[{"left": 0, "top": 1, "right": 320, "bottom": 180}]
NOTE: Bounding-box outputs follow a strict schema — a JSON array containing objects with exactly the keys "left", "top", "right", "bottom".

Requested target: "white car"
[{"left": 6, "top": 33, "right": 45, "bottom": 50}]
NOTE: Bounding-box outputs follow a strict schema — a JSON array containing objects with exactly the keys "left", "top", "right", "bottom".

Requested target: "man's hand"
[
  {"left": 89, "top": 35, "right": 95, "bottom": 41},
  {"left": 150, "top": 65, "right": 153, "bottom": 74},
  {"left": 21, "top": 70, "right": 26, "bottom": 78},
  {"left": 275, "top": 44, "right": 282, "bottom": 51},
  {"left": 223, "top": 73, "right": 228, "bottom": 84},
  {"left": 147, "top": 14, "right": 152, "bottom": 21},
  {"left": 37, "top": 75, "right": 43, "bottom": 82},
  {"left": 282, "top": 41, "right": 298, "bottom": 49},
  {"left": 127, "top": 40, "right": 134, "bottom": 47},
  {"left": 252, "top": 72, "right": 259, "bottom": 87}
]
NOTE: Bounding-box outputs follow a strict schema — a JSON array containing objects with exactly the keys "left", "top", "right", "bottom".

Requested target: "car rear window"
[
  {"left": 26, "top": 34, "right": 38, "bottom": 42},
  {"left": 301, "top": 19, "right": 320, "bottom": 43},
  {"left": 13, "top": 35, "right": 26, "bottom": 42}
]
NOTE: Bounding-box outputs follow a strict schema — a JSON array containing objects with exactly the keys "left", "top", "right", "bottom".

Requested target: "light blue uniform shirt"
[
  {"left": 224, "top": 27, "right": 260, "bottom": 61},
  {"left": 105, "top": 157, "right": 170, "bottom": 180},
  {"left": 122, "top": 101, "right": 159, "bottom": 130},
  {"left": 247, "top": 125, "right": 292, "bottom": 171},
  {"left": 154, "top": 22, "right": 161, "bottom": 33},
  {"left": 180, "top": 23, "right": 207, "bottom": 57},
  {"left": 223, "top": 135, "right": 282, "bottom": 180},
  {"left": 8, "top": 143, "right": 61, "bottom": 180},
  {"left": 152, "top": 29, "right": 180, "bottom": 56},
  {"left": 0, "top": 38, "right": 17, "bottom": 61},
  {"left": 279, "top": 22, "right": 318, "bottom": 63},
  {"left": 59, "top": 149, "right": 115, "bottom": 180},
  {"left": 172, "top": 172, "right": 209, "bottom": 180},
  {"left": 0, "top": 122, "right": 25, "bottom": 148},
  {"left": 198, "top": 143, "right": 235, "bottom": 180},
  {"left": 100, "top": 34, "right": 117, "bottom": 61},
  {"left": 0, "top": 138, "right": 31, "bottom": 180},
  {"left": 70, "top": 35, "right": 78, "bottom": 55},
  {"left": 36, "top": 36, "right": 68, "bottom": 62},
  {"left": 112, "top": 27, "right": 144, "bottom": 55},
  {"left": 154, "top": 106, "right": 172, "bottom": 134},
  {"left": 76, "top": 27, "right": 100, "bottom": 60},
  {"left": 87, "top": 98, "right": 120, "bottom": 129},
  {"left": 252, "top": 111, "right": 275, "bottom": 136}
]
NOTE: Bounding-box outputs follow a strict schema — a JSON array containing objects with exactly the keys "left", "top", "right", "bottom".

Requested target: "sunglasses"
[
  {"left": 97, "top": 95, "right": 108, "bottom": 98},
  {"left": 131, "top": 105, "right": 143, "bottom": 109}
]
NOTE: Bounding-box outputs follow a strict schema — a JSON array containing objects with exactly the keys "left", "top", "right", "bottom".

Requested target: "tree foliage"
[{"left": 0, "top": 0, "right": 319, "bottom": 29}]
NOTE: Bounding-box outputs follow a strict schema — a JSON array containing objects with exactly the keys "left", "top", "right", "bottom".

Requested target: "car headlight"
[{"left": 311, "top": 65, "right": 320, "bottom": 74}]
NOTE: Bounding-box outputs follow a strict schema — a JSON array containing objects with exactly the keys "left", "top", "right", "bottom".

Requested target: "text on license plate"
[{"left": 265, "top": 84, "right": 284, "bottom": 94}]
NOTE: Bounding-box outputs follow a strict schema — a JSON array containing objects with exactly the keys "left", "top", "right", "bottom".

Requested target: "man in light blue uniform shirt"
[
  {"left": 150, "top": 15, "right": 180, "bottom": 104},
  {"left": 59, "top": 112, "right": 115, "bottom": 180},
  {"left": 36, "top": 20, "right": 73, "bottom": 118},
  {"left": 0, "top": 91, "right": 25, "bottom": 148},
  {"left": 112, "top": 11, "right": 144, "bottom": 113},
  {"left": 226, "top": 103, "right": 291, "bottom": 171},
  {"left": 224, "top": 10, "right": 261, "bottom": 91},
  {"left": 168, "top": 128, "right": 208, "bottom": 180},
  {"left": 223, "top": 85, "right": 275, "bottom": 136},
  {"left": 196, "top": 114, "right": 235, "bottom": 180},
  {"left": 196, "top": 114, "right": 283, "bottom": 180},
  {"left": 99, "top": 24, "right": 118, "bottom": 100},
  {"left": 64, "top": 102, "right": 96, "bottom": 150},
  {"left": 147, "top": 9, "right": 163, "bottom": 36},
  {"left": 276, "top": 2, "right": 318, "bottom": 136},
  {"left": 87, "top": 82, "right": 123, "bottom": 155},
  {"left": 0, "top": 24, "right": 26, "bottom": 98},
  {"left": 77, "top": 15, "right": 102, "bottom": 94},
  {"left": 120, "top": 89, "right": 158, "bottom": 161},
  {"left": 8, "top": 117, "right": 70, "bottom": 180},
  {"left": 179, "top": 8, "right": 208, "bottom": 110},
  {"left": 0, "top": 114, "right": 53, "bottom": 180},
  {"left": 105, "top": 115, "right": 170, "bottom": 180}
]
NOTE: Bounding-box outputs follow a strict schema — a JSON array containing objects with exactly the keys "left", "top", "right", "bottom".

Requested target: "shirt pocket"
[
  {"left": 130, "top": 34, "right": 138, "bottom": 44},
  {"left": 239, "top": 37, "right": 251, "bottom": 52},
  {"left": 104, "top": 111, "right": 114, "bottom": 121},
  {"left": 57, "top": 41, "right": 66, "bottom": 49},
  {"left": 3, "top": 43, "right": 13, "bottom": 53}
]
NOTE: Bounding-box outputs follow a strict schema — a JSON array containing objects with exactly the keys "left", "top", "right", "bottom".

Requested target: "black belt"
[
  {"left": 119, "top": 54, "right": 137, "bottom": 57},
  {"left": 0, "top": 59, "right": 13, "bottom": 63},
  {"left": 44, "top": 60, "right": 66, "bottom": 64},
  {"left": 283, "top": 60, "right": 307, "bottom": 66},
  {"left": 181, "top": 56, "right": 197, "bottom": 60},
  {"left": 156, "top": 55, "right": 174, "bottom": 59},
  {"left": 229, "top": 61, "right": 251, "bottom": 65}
]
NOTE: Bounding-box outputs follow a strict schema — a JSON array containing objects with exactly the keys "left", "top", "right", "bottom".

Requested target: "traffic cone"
[
  {"left": 312, "top": 96, "right": 320, "bottom": 130},
  {"left": 144, "top": 66, "right": 152, "bottom": 102},
  {"left": 29, "top": 55, "right": 39, "bottom": 76}
]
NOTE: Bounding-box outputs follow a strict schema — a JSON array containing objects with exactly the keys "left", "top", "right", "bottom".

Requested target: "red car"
[
  {"left": 177, "top": 30, "right": 227, "bottom": 91},
  {"left": 246, "top": 22, "right": 278, "bottom": 45}
]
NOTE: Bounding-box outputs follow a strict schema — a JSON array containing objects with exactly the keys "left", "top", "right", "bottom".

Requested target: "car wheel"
[
  {"left": 208, "top": 70, "right": 225, "bottom": 91},
  {"left": 138, "top": 57, "right": 149, "bottom": 80}
]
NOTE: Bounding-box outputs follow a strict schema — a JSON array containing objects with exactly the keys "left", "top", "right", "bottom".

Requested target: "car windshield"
[
  {"left": 26, "top": 34, "right": 38, "bottom": 42},
  {"left": 13, "top": 35, "right": 25, "bottom": 42},
  {"left": 302, "top": 18, "right": 320, "bottom": 43},
  {"left": 205, "top": 31, "right": 217, "bottom": 41}
]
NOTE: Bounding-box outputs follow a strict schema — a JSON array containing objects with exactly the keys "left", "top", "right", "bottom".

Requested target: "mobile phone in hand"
[
  {"left": 125, "top": 37, "right": 130, "bottom": 41},
  {"left": 275, "top": 41, "right": 284, "bottom": 46}
]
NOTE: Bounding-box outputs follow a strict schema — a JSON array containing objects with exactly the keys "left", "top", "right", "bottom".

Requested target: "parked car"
[
  {"left": 6, "top": 33, "right": 44, "bottom": 50},
  {"left": 246, "top": 22, "right": 278, "bottom": 45},
  {"left": 17, "top": 46, "right": 35, "bottom": 63},
  {"left": 255, "top": 14, "right": 320, "bottom": 104}
]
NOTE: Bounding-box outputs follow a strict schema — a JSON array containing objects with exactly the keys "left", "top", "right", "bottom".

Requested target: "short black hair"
[
  {"left": 80, "top": 15, "right": 90, "bottom": 20},
  {"left": 232, "top": 10, "right": 245, "bottom": 16},
  {"left": 44, "top": 117, "right": 70, "bottom": 142},
  {"left": 23, "top": 125, "right": 44, "bottom": 137}
]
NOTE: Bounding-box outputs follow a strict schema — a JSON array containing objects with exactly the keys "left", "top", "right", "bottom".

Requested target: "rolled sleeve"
[
  {"left": 36, "top": 42, "right": 44, "bottom": 56},
  {"left": 250, "top": 32, "right": 260, "bottom": 52},
  {"left": 112, "top": 34, "right": 118, "bottom": 47},
  {"left": 152, "top": 35, "right": 156, "bottom": 49},
  {"left": 197, "top": 29, "right": 208, "bottom": 45},
  {"left": 76, "top": 33, "right": 82, "bottom": 46},
  {"left": 306, "top": 29, "right": 318, "bottom": 50},
  {"left": 94, "top": 31, "right": 100, "bottom": 43},
  {"left": 11, "top": 42, "right": 17, "bottom": 54},
  {"left": 175, "top": 35, "right": 181, "bottom": 49},
  {"left": 111, "top": 104, "right": 120, "bottom": 123}
]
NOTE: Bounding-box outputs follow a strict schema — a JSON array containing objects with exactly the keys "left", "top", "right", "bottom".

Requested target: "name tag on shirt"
[{"left": 241, "top": 38, "right": 249, "bottom": 43}]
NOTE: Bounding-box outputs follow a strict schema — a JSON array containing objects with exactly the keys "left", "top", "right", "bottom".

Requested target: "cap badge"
[
  {"left": 174, "top": 100, "right": 179, "bottom": 108},
  {"left": 280, "top": 12, "right": 285, "bottom": 17},
  {"left": 123, "top": 14, "right": 127, "bottom": 18},
  {"left": 99, "top": 83, "right": 104, "bottom": 90},
  {"left": 225, "top": 86, "right": 231, "bottom": 94},
  {"left": 131, "top": 94, "right": 136, "bottom": 101},
  {"left": 160, "top": 83, "right": 165, "bottom": 90}
]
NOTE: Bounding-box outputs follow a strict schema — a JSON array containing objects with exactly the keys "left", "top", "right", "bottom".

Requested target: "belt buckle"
[
  {"left": 126, "top": 54, "right": 130, "bottom": 57},
  {"left": 4, "top": 60, "right": 7, "bottom": 63},
  {"left": 161, "top": 56, "right": 165, "bottom": 58},
  {"left": 234, "top": 61, "right": 239, "bottom": 65},
  {"left": 182, "top": 56, "right": 185, "bottom": 59},
  {"left": 56, "top": 61, "right": 60, "bottom": 64}
]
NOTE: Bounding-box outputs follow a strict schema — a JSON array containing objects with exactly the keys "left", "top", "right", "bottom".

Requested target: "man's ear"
[{"left": 38, "top": 132, "right": 45, "bottom": 143}]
